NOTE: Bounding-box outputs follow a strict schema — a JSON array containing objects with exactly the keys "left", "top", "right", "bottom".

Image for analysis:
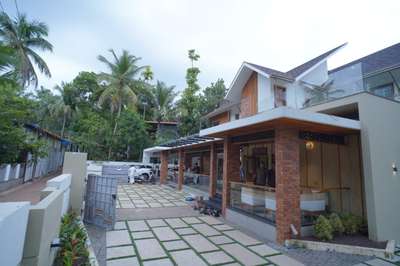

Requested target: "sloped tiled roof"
[
  {"left": 246, "top": 43, "right": 347, "bottom": 81},
  {"left": 329, "top": 42, "right": 400, "bottom": 75}
]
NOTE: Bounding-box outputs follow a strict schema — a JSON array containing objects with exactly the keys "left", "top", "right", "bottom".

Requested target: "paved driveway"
[{"left": 106, "top": 215, "right": 304, "bottom": 266}]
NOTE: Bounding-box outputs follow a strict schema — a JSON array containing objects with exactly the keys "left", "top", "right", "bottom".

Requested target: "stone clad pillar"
[
  {"left": 160, "top": 150, "right": 168, "bottom": 185},
  {"left": 178, "top": 149, "right": 184, "bottom": 190},
  {"left": 222, "top": 137, "right": 240, "bottom": 216},
  {"left": 275, "top": 127, "right": 301, "bottom": 244},
  {"left": 209, "top": 143, "right": 217, "bottom": 198}
]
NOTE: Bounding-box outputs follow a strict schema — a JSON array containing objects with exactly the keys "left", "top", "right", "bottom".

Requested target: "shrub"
[
  {"left": 314, "top": 215, "right": 334, "bottom": 241},
  {"left": 329, "top": 213, "right": 345, "bottom": 235},
  {"left": 340, "top": 213, "right": 363, "bottom": 235},
  {"left": 55, "top": 212, "right": 90, "bottom": 266}
]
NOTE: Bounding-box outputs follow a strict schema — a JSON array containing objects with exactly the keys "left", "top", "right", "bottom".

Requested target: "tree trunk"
[
  {"left": 60, "top": 112, "right": 66, "bottom": 138},
  {"left": 108, "top": 104, "right": 122, "bottom": 160}
]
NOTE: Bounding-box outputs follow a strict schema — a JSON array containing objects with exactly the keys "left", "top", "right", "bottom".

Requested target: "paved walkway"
[{"left": 106, "top": 215, "right": 303, "bottom": 266}]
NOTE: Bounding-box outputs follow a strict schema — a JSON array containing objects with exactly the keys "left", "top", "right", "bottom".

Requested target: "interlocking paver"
[
  {"left": 165, "top": 218, "right": 188, "bottom": 228},
  {"left": 170, "top": 249, "right": 207, "bottom": 266},
  {"left": 152, "top": 226, "right": 180, "bottom": 241},
  {"left": 192, "top": 223, "right": 221, "bottom": 236},
  {"left": 106, "top": 230, "right": 132, "bottom": 247},
  {"left": 268, "top": 254, "right": 305, "bottom": 266},
  {"left": 106, "top": 245, "right": 135, "bottom": 259},
  {"left": 182, "top": 234, "right": 218, "bottom": 252},
  {"left": 220, "top": 243, "right": 267, "bottom": 265},
  {"left": 135, "top": 238, "right": 167, "bottom": 260},
  {"left": 162, "top": 240, "right": 189, "bottom": 251},
  {"left": 209, "top": 235, "right": 235, "bottom": 245},
  {"left": 213, "top": 224, "right": 234, "bottom": 231},
  {"left": 107, "top": 256, "right": 140, "bottom": 266},
  {"left": 365, "top": 258, "right": 397, "bottom": 266},
  {"left": 147, "top": 219, "right": 167, "bottom": 227},
  {"left": 127, "top": 220, "right": 149, "bottom": 231},
  {"left": 131, "top": 231, "right": 154, "bottom": 239},
  {"left": 142, "top": 258, "right": 174, "bottom": 266},
  {"left": 175, "top": 227, "right": 197, "bottom": 235},
  {"left": 114, "top": 221, "right": 127, "bottom": 230},
  {"left": 198, "top": 216, "right": 223, "bottom": 225},
  {"left": 248, "top": 244, "right": 279, "bottom": 256},
  {"left": 181, "top": 217, "right": 202, "bottom": 224},
  {"left": 223, "top": 230, "right": 262, "bottom": 246},
  {"left": 201, "top": 251, "right": 235, "bottom": 265}
]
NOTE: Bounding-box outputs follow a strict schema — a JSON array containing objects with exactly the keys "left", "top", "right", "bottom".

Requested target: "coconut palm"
[
  {"left": 0, "top": 12, "right": 53, "bottom": 87},
  {"left": 51, "top": 84, "right": 78, "bottom": 138},
  {"left": 97, "top": 49, "right": 145, "bottom": 159},
  {"left": 152, "top": 81, "right": 176, "bottom": 130}
]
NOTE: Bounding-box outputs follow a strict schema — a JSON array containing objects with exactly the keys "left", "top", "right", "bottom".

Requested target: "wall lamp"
[
  {"left": 393, "top": 162, "right": 398, "bottom": 176},
  {"left": 305, "top": 141, "right": 314, "bottom": 150}
]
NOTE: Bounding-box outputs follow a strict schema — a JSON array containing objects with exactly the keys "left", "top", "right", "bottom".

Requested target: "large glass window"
[{"left": 274, "top": 86, "right": 287, "bottom": 107}]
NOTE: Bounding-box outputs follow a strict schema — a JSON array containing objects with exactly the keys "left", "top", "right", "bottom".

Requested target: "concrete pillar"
[
  {"left": 4, "top": 164, "right": 11, "bottom": 181},
  {"left": 222, "top": 137, "right": 240, "bottom": 216},
  {"left": 160, "top": 151, "right": 168, "bottom": 185},
  {"left": 62, "top": 152, "right": 87, "bottom": 214},
  {"left": 275, "top": 127, "right": 301, "bottom": 244},
  {"left": 15, "top": 164, "right": 21, "bottom": 179},
  {"left": 178, "top": 149, "right": 184, "bottom": 190},
  {"left": 209, "top": 143, "right": 217, "bottom": 198}
]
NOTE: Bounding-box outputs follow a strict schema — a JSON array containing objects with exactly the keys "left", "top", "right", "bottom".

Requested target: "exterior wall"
[
  {"left": 0, "top": 202, "right": 30, "bottom": 266},
  {"left": 62, "top": 152, "right": 87, "bottom": 214},
  {"left": 275, "top": 127, "right": 301, "bottom": 243},
  {"left": 22, "top": 189, "right": 64, "bottom": 266},
  {"left": 210, "top": 111, "right": 230, "bottom": 125},
  {"left": 222, "top": 138, "right": 240, "bottom": 215},
  {"left": 240, "top": 72, "right": 258, "bottom": 117},
  {"left": 305, "top": 93, "right": 400, "bottom": 241},
  {"left": 257, "top": 74, "right": 273, "bottom": 112}
]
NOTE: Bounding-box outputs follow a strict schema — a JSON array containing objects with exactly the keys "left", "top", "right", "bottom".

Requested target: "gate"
[{"left": 84, "top": 174, "right": 117, "bottom": 229}]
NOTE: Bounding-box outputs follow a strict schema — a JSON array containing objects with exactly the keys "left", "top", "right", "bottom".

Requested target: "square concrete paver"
[
  {"left": 181, "top": 217, "right": 203, "bottom": 224},
  {"left": 170, "top": 249, "right": 207, "bottom": 266},
  {"left": 365, "top": 258, "right": 397, "bottom": 266},
  {"left": 175, "top": 227, "right": 197, "bottom": 235},
  {"left": 165, "top": 218, "right": 188, "bottom": 228},
  {"left": 201, "top": 251, "right": 234, "bottom": 265},
  {"left": 220, "top": 243, "right": 267, "bottom": 265},
  {"left": 162, "top": 240, "right": 189, "bottom": 251},
  {"left": 268, "top": 254, "right": 305, "bottom": 266},
  {"left": 147, "top": 219, "right": 167, "bottom": 227},
  {"left": 114, "top": 221, "right": 127, "bottom": 230},
  {"left": 106, "top": 230, "right": 132, "bottom": 247},
  {"left": 152, "top": 226, "right": 180, "bottom": 241},
  {"left": 198, "top": 216, "right": 223, "bottom": 225},
  {"left": 213, "top": 224, "right": 234, "bottom": 231},
  {"left": 131, "top": 231, "right": 154, "bottom": 239},
  {"left": 209, "top": 235, "right": 235, "bottom": 245},
  {"left": 223, "top": 230, "right": 262, "bottom": 246},
  {"left": 192, "top": 223, "right": 221, "bottom": 236},
  {"left": 182, "top": 234, "right": 218, "bottom": 253},
  {"left": 135, "top": 238, "right": 167, "bottom": 260},
  {"left": 107, "top": 256, "right": 140, "bottom": 266},
  {"left": 128, "top": 220, "right": 149, "bottom": 231},
  {"left": 107, "top": 245, "right": 135, "bottom": 259},
  {"left": 248, "top": 244, "right": 279, "bottom": 257},
  {"left": 142, "top": 258, "right": 174, "bottom": 266}
]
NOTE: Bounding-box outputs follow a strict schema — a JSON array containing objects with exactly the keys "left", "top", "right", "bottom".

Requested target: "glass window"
[{"left": 370, "top": 83, "right": 394, "bottom": 98}]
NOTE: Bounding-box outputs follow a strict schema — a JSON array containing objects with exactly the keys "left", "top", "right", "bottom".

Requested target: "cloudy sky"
[{"left": 2, "top": 0, "right": 400, "bottom": 94}]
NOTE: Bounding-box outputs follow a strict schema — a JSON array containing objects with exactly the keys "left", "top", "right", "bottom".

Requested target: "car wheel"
[{"left": 141, "top": 173, "right": 149, "bottom": 181}]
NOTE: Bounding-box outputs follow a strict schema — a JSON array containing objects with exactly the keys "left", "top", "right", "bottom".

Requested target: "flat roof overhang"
[{"left": 199, "top": 107, "right": 361, "bottom": 138}]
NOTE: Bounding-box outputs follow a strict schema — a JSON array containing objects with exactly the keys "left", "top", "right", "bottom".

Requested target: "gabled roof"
[
  {"left": 329, "top": 42, "right": 400, "bottom": 76},
  {"left": 224, "top": 43, "right": 347, "bottom": 103}
]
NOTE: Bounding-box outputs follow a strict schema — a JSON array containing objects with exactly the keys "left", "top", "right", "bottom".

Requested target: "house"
[{"left": 144, "top": 42, "right": 400, "bottom": 244}]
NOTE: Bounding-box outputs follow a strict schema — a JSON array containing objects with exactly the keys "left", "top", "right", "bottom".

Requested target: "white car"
[{"left": 128, "top": 165, "right": 154, "bottom": 183}]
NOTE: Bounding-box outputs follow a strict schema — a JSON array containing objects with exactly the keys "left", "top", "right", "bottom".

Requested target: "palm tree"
[
  {"left": 51, "top": 84, "right": 77, "bottom": 138},
  {"left": 0, "top": 12, "right": 52, "bottom": 87},
  {"left": 152, "top": 81, "right": 176, "bottom": 131},
  {"left": 97, "top": 49, "right": 145, "bottom": 159}
]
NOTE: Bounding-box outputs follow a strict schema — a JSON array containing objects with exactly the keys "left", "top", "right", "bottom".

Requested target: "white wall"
[
  {"left": 0, "top": 202, "right": 30, "bottom": 266},
  {"left": 257, "top": 74, "right": 273, "bottom": 112}
]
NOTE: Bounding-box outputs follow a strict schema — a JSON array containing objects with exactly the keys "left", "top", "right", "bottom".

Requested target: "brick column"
[
  {"left": 222, "top": 137, "right": 240, "bottom": 216},
  {"left": 178, "top": 149, "right": 184, "bottom": 190},
  {"left": 160, "top": 150, "right": 168, "bottom": 185},
  {"left": 209, "top": 143, "right": 217, "bottom": 198},
  {"left": 275, "top": 127, "right": 301, "bottom": 244}
]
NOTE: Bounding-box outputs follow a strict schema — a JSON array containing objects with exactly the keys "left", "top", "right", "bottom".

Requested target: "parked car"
[{"left": 128, "top": 164, "right": 154, "bottom": 183}]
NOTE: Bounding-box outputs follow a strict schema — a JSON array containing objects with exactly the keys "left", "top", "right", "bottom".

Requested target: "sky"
[{"left": 2, "top": 0, "right": 400, "bottom": 95}]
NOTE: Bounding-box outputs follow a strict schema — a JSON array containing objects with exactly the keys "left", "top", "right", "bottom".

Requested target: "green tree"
[
  {"left": 0, "top": 12, "right": 53, "bottom": 87},
  {"left": 177, "top": 49, "right": 202, "bottom": 136},
  {"left": 152, "top": 81, "right": 176, "bottom": 126},
  {"left": 97, "top": 49, "right": 145, "bottom": 159},
  {"left": 201, "top": 79, "right": 226, "bottom": 114}
]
